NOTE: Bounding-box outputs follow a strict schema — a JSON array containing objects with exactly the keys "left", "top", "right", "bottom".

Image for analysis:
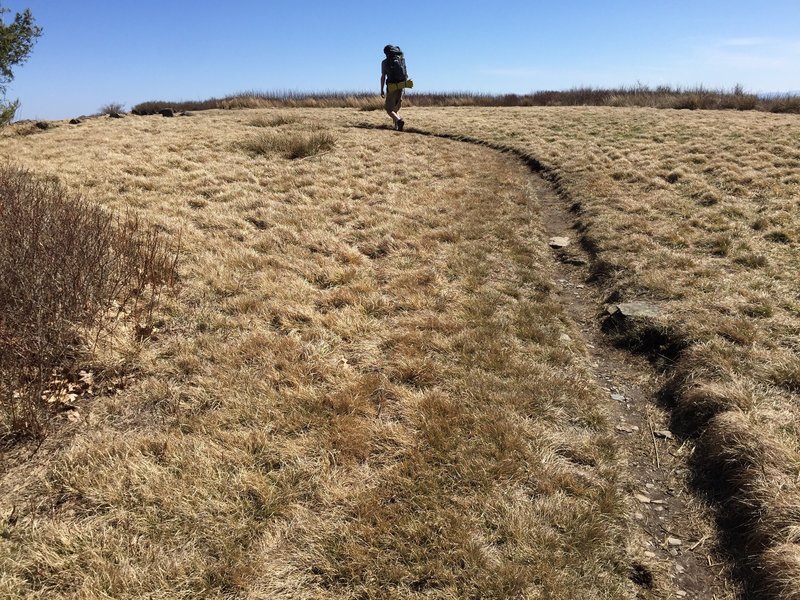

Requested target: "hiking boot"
[{"left": 397, "top": 118, "right": 405, "bottom": 131}]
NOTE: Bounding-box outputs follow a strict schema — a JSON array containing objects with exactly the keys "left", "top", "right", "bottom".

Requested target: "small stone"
[
  {"left": 611, "top": 393, "right": 626, "bottom": 401},
  {"left": 676, "top": 564, "right": 685, "bottom": 574},
  {"left": 655, "top": 430, "right": 675, "bottom": 440},
  {"left": 634, "top": 512, "right": 645, "bottom": 520},
  {"left": 645, "top": 483, "right": 655, "bottom": 489},
  {"left": 616, "top": 424, "right": 639, "bottom": 433},
  {"left": 559, "top": 333, "right": 572, "bottom": 343},
  {"left": 670, "top": 549, "right": 679, "bottom": 557},
  {"left": 676, "top": 591, "right": 687, "bottom": 598},
  {"left": 643, "top": 551, "right": 656, "bottom": 558},
  {"left": 563, "top": 257, "right": 588, "bottom": 266},
  {"left": 549, "top": 236, "right": 571, "bottom": 249},
  {"left": 667, "top": 537, "right": 682, "bottom": 547},
  {"left": 635, "top": 494, "right": 651, "bottom": 504},
  {"left": 607, "top": 301, "right": 662, "bottom": 319}
]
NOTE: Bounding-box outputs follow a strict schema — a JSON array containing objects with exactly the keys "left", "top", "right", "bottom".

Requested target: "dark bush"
[
  {"left": 0, "top": 165, "right": 178, "bottom": 440},
  {"left": 99, "top": 102, "right": 125, "bottom": 116}
]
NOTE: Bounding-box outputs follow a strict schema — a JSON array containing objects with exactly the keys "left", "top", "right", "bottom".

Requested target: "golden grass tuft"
[
  {"left": 241, "top": 130, "right": 336, "bottom": 159},
  {"left": 249, "top": 114, "right": 302, "bottom": 127},
  {"left": 761, "top": 544, "right": 800, "bottom": 600}
]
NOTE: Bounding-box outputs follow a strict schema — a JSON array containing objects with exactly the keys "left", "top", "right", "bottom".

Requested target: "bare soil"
[{"left": 530, "top": 171, "right": 738, "bottom": 599}]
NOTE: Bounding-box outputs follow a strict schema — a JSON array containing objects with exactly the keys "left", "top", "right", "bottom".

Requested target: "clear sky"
[{"left": 4, "top": 0, "right": 800, "bottom": 120}]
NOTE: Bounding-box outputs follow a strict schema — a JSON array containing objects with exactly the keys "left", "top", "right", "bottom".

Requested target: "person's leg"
[
  {"left": 394, "top": 90, "right": 405, "bottom": 130},
  {"left": 385, "top": 88, "right": 402, "bottom": 128}
]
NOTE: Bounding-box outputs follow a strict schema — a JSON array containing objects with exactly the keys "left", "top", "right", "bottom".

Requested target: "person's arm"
[{"left": 380, "top": 73, "right": 386, "bottom": 98}]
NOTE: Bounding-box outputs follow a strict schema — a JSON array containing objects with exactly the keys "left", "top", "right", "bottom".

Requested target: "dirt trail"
[
  {"left": 531, "top": 174, "right": 735, "bottom": 599},
  {"left": 382, "top": 124, "right": 738, "bottom": 598}
]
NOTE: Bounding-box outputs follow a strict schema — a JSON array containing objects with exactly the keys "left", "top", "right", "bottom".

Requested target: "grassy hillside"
[
  {"left": 381, "top": 105, "right": 800, "bottom": 596},
  {"left": 2, "top": 104, "right": 797, "bottom": 598},
  {"left": 0, "top": 111, "right": 644, "bottom": 598}
]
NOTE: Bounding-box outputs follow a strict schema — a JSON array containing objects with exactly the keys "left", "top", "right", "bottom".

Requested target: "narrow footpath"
[
  {"left": 531, "top": 172, "right": 736, "bottom": 599},
  {"left": 389, "top": 123, "right": 739, "bottom": 599}
]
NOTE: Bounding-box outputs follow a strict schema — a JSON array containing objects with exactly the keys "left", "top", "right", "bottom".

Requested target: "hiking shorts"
[{"left": 385, "top": 87, "right": 403, "bottom": 114}]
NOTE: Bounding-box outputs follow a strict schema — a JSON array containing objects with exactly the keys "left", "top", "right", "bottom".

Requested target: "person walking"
[{"left": 380, "top": 45, "right": 410, "bottom": 131}]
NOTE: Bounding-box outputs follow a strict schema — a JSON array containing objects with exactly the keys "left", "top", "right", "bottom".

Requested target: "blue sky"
[{"left": 4, "top": 0, "right": 800, "bottom": 120}]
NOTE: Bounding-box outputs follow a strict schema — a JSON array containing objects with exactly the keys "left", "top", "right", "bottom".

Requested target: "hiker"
[{"left": 380, "top": 45, "right": 413, "bottom": 131}]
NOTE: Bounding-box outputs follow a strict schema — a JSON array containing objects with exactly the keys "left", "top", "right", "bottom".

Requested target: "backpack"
[{"left": 384, "top": 46, "right": 407, "bottom": 83}]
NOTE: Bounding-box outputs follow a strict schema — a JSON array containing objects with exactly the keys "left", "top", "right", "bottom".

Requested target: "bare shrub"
[
  {"left": 0, "top": 165, "right": 178, "bottom": 439},
  {"left": 99, "top": 102, "right": 125, "bottom": 115},
  {"left": 766, "top": 94, "right": 800, "bottom": 114}
]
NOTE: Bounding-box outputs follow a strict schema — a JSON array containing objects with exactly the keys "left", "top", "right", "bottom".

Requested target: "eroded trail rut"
[
  {"left": 392, "top": 126, "right": 737, "bottom": 599},
  {"left": 531, "top": 174, "right": 734, "bottom": 599}
]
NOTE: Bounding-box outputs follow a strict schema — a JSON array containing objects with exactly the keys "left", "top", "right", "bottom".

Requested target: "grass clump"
[
  {"left": 242, "top": 130, "right": 335, "bottom": 159},
  {"left": 0, "top": 165, "right": 178, "bottom": 440},
  {"left": 248, "top": 114, "right": 301, "bottom": 127}
]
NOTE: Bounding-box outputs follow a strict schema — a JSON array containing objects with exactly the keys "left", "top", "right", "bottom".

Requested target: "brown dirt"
[{"left": 531, "top": 172, "right": 737, "bottom": 599}]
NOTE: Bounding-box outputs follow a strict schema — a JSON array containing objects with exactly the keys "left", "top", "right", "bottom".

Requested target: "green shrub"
[{"left": 0, "top": 99, "right": 19, "bottom": 126}]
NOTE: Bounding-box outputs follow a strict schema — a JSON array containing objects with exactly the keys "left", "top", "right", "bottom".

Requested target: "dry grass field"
[
  {"left": 376, "top": 106, "right": 800, "bottom": 596},
  {"left": 1, "top": 104, "right": 798, "bottom": 598},
  {"left": 0, "top": 110, "right": 651, "bottom": 598}
]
